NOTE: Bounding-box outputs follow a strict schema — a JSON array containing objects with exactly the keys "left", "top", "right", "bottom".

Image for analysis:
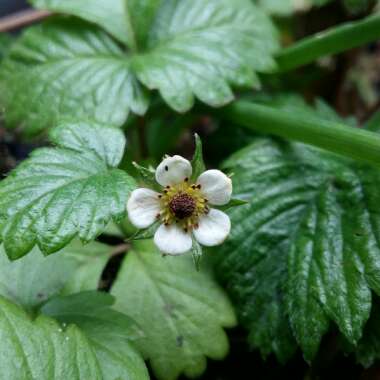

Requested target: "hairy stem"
[
  {"left": 276, "top": 13, "right": 380, "bottom": 72},
  {"left": 222, "top": 101, "right": 380, "bottom": 168}
]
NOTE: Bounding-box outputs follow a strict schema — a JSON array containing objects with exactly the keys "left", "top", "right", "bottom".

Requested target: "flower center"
[
  {"left": 157, "top": 178, "right": 209, "bottom": 232},
  {"left": 169, "top": 193, "right": 196, "bottom": 219}
]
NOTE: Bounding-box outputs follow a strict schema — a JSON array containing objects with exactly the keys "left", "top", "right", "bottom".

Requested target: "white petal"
[
  {"left": 197, "top": 169, "right": 232, "bottom": 205},
  {"left": 154, "top": 224, "right": 192, "bottom": 255},
  {"left": 127, "top": 188, "right": 160, "bottom": 229},
  {"left": 155, "top": 155, "right": 192, "bottom": 186},
  {"left": 193, "top": 209, "right": 231, "bottom": 247}
]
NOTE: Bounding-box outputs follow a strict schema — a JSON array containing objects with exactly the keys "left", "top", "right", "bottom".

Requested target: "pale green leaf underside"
[
  {"left": 217, "top": 134, "right": 380, "bottom": 362},
  {"left": 0, "top": 245, "right": 76, "bottom": 311},
  {"left": 0, "top": 121, "right": 136, "bottom": 259},
  {"left": 42, "top": 291, "right": 149, "bottom": 380},
  {"left": 111, "top": 240, "right": 236, "bottom": 380},
  {"left": 31, "top": 0, "right": 134, "bottom": 47},
  {"left": 0, "top": 240, "right": 111, "bottom": 310},
  {"left": 0, "top": 296, "right": 102, "bottom": 380},
  {"left": 2, "top": 0, "right": 278, "bottom": 133}
]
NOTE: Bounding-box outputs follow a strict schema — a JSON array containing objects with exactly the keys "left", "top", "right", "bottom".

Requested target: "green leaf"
[
  {"left": 0, "top": 245, "right": 77, "bottom": 311},
  {"left": 2, "top": 1, "right": 278, "bottom": 133},
  {"left": 0, "top": 120, "right": 136, "bottom": 259},
  {"left": 111, "top": 240, "right": 236, "bottom": 380},
  {"left": 0, "top": 240, "right": 111, "bottom": 310},
  {"left": 0, "top": 33, "right": 12, "bottom": 61},
  {"left": 0, "top": 18, "right": 149, "bottom": 136},
  {"left": 132, "top": 0, "right": 278, "bottom": 113},
  {"left": 59, "top": 240, "right": 111, "bottom": 295},
  {"left": 0, "top": 295, "right": 103, "bottom": 379},
  {"left": 355, "top": 298, "right": 380, "bottom": 368},
  {"left": 31, "top": 0, "right": 135, "bottom": 48},
  {"left": 217, "top": 133, "right": 380, "bottom": 362},
  {"left": 191, "top": 134, "right": 206, "bottom": 181},
  {"left": 42, "top": 291, "right": 149, "bottom": 380}
]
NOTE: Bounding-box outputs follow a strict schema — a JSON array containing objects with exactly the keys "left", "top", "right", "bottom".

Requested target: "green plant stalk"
[
  {"left": 222, "top": 101, "right": 380, "bottom": 168},
  {"left": 276, "top": 13, "right": 380, "bottom": 72}
]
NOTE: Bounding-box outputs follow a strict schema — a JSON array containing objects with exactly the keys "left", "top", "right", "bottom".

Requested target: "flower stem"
[
  {"left": 222, "top": 101, "right": 380, "bottom": 168},
  {"left": 276, "top": 13, "right": 380, "bottom": 72}
]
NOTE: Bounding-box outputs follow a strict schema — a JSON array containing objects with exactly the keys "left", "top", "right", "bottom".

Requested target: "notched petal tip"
[
  {"left": 193, "top": 208, "right": 231, "bottom": 247},
  {"left": 197, "top": 169, "right": 232, "bottom": 206},
  {"left": 155, "top": 155, "right": 192, "bottom": 187},
  {"left": 154, "top": 224, "right": 192, "bottom": 255},
  {"left": 127, "top": 188, "right": 161, "bottom": 229}
]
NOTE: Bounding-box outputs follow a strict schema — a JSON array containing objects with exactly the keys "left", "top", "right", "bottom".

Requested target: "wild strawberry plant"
[{"left": 1, "top": 0, "right": 380, "bottom": 379}]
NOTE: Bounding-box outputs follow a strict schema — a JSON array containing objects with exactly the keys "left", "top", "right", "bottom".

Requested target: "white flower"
[{"left": 127, "top": 155, "right": 232, "bottom": 255}]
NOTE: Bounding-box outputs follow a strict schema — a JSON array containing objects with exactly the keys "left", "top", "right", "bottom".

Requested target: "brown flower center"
[{"left": 169, "top": 193, "right": 196, "bottom": 219}]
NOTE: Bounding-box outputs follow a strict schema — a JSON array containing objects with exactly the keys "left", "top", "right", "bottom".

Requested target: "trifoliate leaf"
[
  {"left": 0, "top": 295, "right": 102, "bottom": 380},
  {"left": 0, "top": 19, "right": 149, "bottom": 136},
  {"left": 217, "top": 133, "right": 380, "bottom": 362},
  {"left": 111, "top": 240, "right": 236, "bottom": 380},
  {"left": 191, "top": 134, "right": 206, "bottom": 182},
  {"left": 2, "top": 1, "right": 278, "bottom": 133},
  {"left": 42, "top": 291, "right": 149, "bottom": 380},
  {"left": 0, "top": 120, "right": 136, "bottom": 259},
  {"left": 0, "top": 245, "right": 77, "bottom": 311}
]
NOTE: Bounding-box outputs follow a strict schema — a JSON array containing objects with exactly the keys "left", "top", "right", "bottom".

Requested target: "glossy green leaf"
[
  {"left": 217, "top": 134, "right": 380, "bottom": 362},
  {"left": 355, "top": 298, "right": 380, "bottom": 368},
  {"left": 2, "top": 1, "right": 278, "bottom": 133},
  {"left": 0, "top": 120, "right": 136, "bottom": 259},
  {"left": 42, "top": 291, "right": 149, "bottom": 380},
  {"left": 0, "top": 295, "right": 102, "bottom": 380},
  {"left": 111, "top": 240, "right": 236, "bottom": 380},
  {"left": 0, "top": 19, "right": 149, "bottom": 135},
  {"left": 132, "top": 0, "right": 278, "bottom": 113}
]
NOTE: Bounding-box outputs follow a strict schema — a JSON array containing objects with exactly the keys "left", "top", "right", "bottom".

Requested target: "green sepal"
[
  {"left": 219, "top": 198, "right": 249, "bottom": 212},
  {"left": 191, "top": 134, "right": 206, "bottom": 181},
  {"left": 127, "top": 221, "right": 160, "bottom": 242},
  {"left": 190, "top": 238, "right": 203, "bottom": 271}
]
